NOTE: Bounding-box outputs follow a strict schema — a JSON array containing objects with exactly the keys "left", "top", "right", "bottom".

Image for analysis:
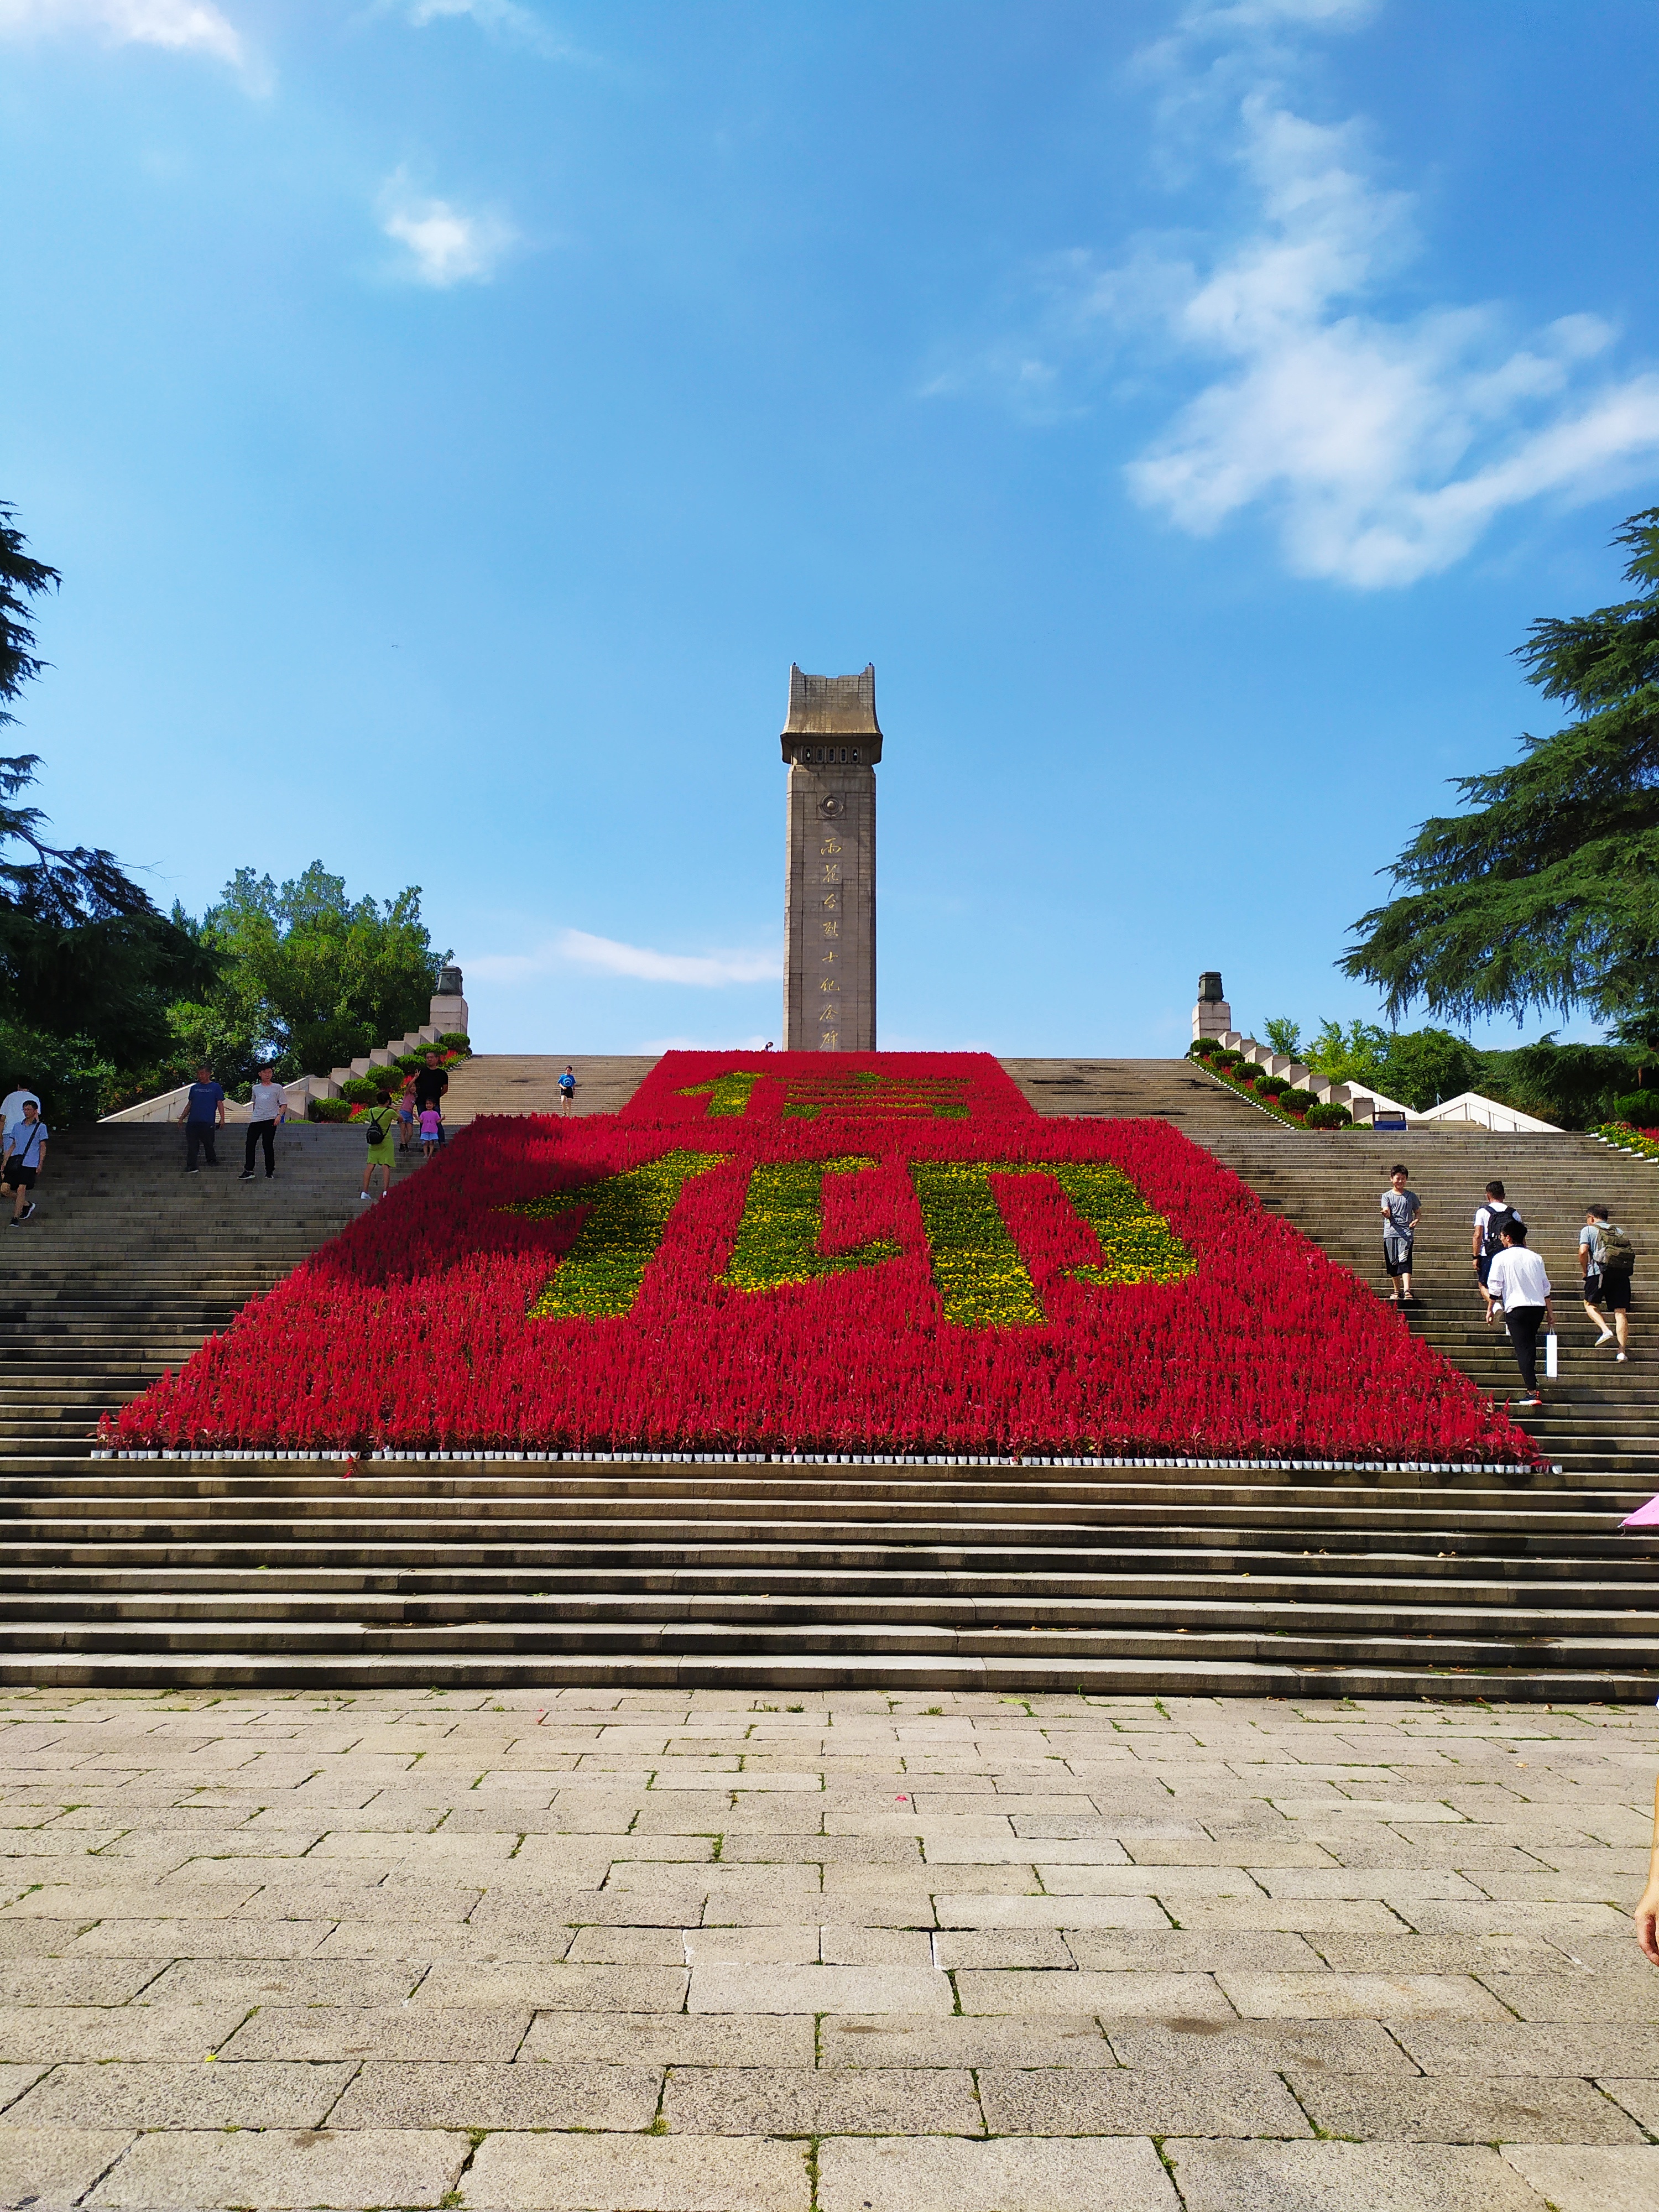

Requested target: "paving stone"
[
  {"left": 665, "top": 2065, "right": 982, "bottom": 2136},
  {"left": 1599, "top": 2076, "right": 1659, "bottom": 2130},
  {"left": 979, "top": 2063, "right": 1312, "bottom": 2137},
  {"left": 462, "top": 2130, "right": 811, "bottom": 2210},
  {"left": 1500, "top": 2146, "right": 1659, "bottom": 2211},
  {"left": 524, "top": 2010, "right": 817, "bottom": 2068},
  {"left": 85, "top": 2124, "right": 468, "bottom": 2208},
  {"left": 1165, "top": 2137, "right": 1547, "bottom": 2211},
  {"left": 221, "top": 2002, "right": 532, "bottom": 2060},
  {"left": 416, "top": 1961, "right": 690, "bottom": 2010},
  {"left": 954, "top": 1968, "right": 1234, "bottom": 2019},
  {"left": 818, "top": 2013, "right": 1117, "bottom": 2067},
  {"left": 688, "top": 1961, "right": 952, "bottom": 2013},
  {"left": 564, "top": 1925, "right": 688, "bottom": 1964},
  {"left": 1293, "top": 2069, "right": 1646, "bottom": 2143},
  {"left": 1396, "top": 2021, "right": 1659, "bottom": 2075},
  {"left": 328, "top": 2059, "right": 661, "bottom": 2130},
  {"left": 816, "top": 2134, "right": 1178, "bottom": 2212},
  {"left": 1108, "top": 2017, "right": 1420, "bottom": 2076},
  {"left": 139, "top": 1957, "right": 424, "bottom": 2005},
  {"left": 0, "top": 2001, "right": 247, "bottom": 2062},
  {"left": 1065, "top": 1930, "right": 1322, "bottom": 1972},
  {"left": 1218, "top": 1969, "right": 1508, "bottom": 2019},
  {"left": 930, "top": 1891, "right": 1171, "bottom": 1929},
  {"left": 69, "top": 1916, "right": 337, "bottom": 1958},
  {"left": 7, "top": 2058, "right": 355, "bottom": 2128},
  {"left": 0, "top": 2061, "right": 48, "bottom": 2113},
  {"left": 0, "top": 1958, "right": 163, "bottom": 2005},
  {"left": 0, "top": 2124, "right": 134, "bottom": 2211},
  {"left": 1478, "top": 1969, "right": 1659, "bottom": 2022},
  {"left": 933, "top": 1929, "right": 1074, "bottom": 1968}
]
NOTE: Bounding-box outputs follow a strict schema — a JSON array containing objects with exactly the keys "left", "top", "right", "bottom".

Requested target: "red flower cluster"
[{"left": 106, "top": 1053, "right": 1541, "bottom": 1463}]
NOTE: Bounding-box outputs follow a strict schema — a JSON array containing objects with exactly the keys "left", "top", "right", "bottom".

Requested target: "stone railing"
[
  {"left": 101, "top": 977, "right": 471, "bottom": 1127},
  {"left": 1201, "top": 1032, "right": 1414, "bottom": 1128}
]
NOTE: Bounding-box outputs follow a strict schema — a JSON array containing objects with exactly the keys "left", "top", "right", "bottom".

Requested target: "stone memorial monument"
[
  {"left": 1192, "top": 970, "right": 1232, "bottom": 1042},
  {"left": 781, "top": 662, "right": 880, "bottom": 1051}
]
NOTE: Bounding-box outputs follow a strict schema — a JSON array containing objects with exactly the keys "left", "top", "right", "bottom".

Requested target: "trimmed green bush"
[
  {"left": 338, "top": 1074, "right": 382, "bottom": 1104},
  {"left": 309, "top": 1097, "right": 354, "bottom": 1123},
  {"left": 438, "top": 1032, "right": 472, "bottom": 1055},
  {"left": 1254, "top": 1073, "right": 1289, "bottom": 1098},
  {"left": 1610, "top": 1091, "right": 1659, "bottom": 1127},
  {"left": 1278, "top": 1088, "right": 1316, "bottom": 1117},
  {"left": 1306, "top": 1101, "right": 1353, "bottom": 1129},
  {"left": 1190, "top": 1038, "right": 1220, "bottom": 1060}
]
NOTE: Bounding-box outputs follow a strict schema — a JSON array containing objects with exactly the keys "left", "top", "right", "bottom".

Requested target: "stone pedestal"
[
  {"left": 1192, "top": 971, "right": 1232, "bottom": 1043},
  {"left": 430, "top": 966, "right": 469, "bottom": 1039},
  {"left": 781, "top": 664, "right": 880, "bottom": 1052}
]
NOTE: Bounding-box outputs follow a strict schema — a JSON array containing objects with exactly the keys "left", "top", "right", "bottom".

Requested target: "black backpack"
[
  {"left": 364, "top": 1112, "right": 388, "bottom": 1146},
  {"left": 1481, "top": 1204, "right": 1520, "bottom": 1258}
]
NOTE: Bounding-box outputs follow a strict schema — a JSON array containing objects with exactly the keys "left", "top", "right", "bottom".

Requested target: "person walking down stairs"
[
  {"left": 179, "top": 1065, "right": 225, "bottom": 1173},
  {"left": 358, "top": 1092, "right": 397, "bottom": 1202},
  {"left": 1582, "top": 1204, "right": 1635, "bottom": 1364},
  {"left": 1380, "top": 1164, "right": 1423, "bottom": 1306},
  {"left": 1, "top": 1098, "right": 48, "bottom": 1223},
  {"left": 559, "top": 1065, "right": 576, "bottom": 1116},
  {"left": 1472, "top": 1180, "right": 1522, "bottom": 1325},
  {"left": 238, "top": 1065, "right": 285, "bottom": 1183},
  {"left": 1486, "top": 1220, "right": 1555, "bottom": 1409}
]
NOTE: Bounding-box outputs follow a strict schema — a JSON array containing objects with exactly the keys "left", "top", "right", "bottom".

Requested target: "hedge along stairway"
[{"left": 0, "top": 1061, "right": 1654, "bottom": 1696}]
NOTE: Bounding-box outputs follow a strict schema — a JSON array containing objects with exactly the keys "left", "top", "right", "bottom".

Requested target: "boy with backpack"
[
  {"left": 1582, "top": 1204, "right": 1635, "bottom": 1362},
  {"left": 1472, "top": 1181, "right": 1522, "bottom": 1325}
]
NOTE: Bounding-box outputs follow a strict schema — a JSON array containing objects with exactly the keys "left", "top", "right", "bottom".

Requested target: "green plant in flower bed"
[
  {"left": 1253, "top": 1073, "right": 1289, "bottom": 1098},
  {"left": 338, "top": 1074, "right": 384, "bottom": 1104},
  {"left": 1305, "top": 1101, "right": 1353, "bottom": 1129},
  {"left": 1596, "top": 1121, "right": 1659, "bottom": 1160},
  {"left": 723, "top": 1155, "right": 901, "bottom": 1288},
  {"left": 308, "top": 1097, "right": 354, "bottom": 1123},
  {"left": 1277, "top": 1088, "right": 1316, "bottom": 1116},
  {"left": 437, "top": 1033, "right": 471, "bottom": 1054},
  {"left": 511, "top": 1148, "right": 729, "bottom": 1318}
]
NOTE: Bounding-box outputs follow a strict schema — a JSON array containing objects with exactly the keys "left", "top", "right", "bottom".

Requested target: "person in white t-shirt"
[
  {"left": 238, "top": 1065, "right": 286, "bottom": 1182},
  {"left": 0, "top": 1086, "right": 40, "bottom": 1130},
  {"left": 1485, "top": 1222, "right": 1555, "bottom": 1407}
]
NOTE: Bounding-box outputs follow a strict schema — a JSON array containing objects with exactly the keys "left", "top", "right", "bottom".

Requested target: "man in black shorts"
[
  {"left": 1582, "top": 1204, "right": 1633, "bottom": 1363},
  {"left": 414, "top": 1051, "right": 449, "bottom": 1146}
]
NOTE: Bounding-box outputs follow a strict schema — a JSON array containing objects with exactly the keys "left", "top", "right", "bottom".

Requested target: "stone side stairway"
[{"left": 0, "top": 1062, "right": 1653, "bottom": 1695}]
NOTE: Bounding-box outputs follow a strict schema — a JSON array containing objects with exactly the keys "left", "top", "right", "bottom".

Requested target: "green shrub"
[
  {"left": 1278, "top": 1088, "right": 1315, "bottom": 1117},
  {"left": 309, "top": 1097, "right": 354, "bottom": 1123},
  {"left": 437, "top": 1032, "right": 472, "bottom": 1055},
  {"left": 1254, "top": 1073, "right": 1289, "bottom": 1098},
  {"left": 1306, "top": 1101, "right": 1353, "bottom": 1129},
  {"left": 1210, "top": 1049, "right": 1242, "bottom": 1072},
  {"left": 338, "top": 1074, "right": 382, "bottom": 1104},
  {"left": 1190, "top": 1038, "right": 1220, "bottom": 1060},
  {"left": 1610, "top": 1091, "right": 1659, "bottom": 1128}
]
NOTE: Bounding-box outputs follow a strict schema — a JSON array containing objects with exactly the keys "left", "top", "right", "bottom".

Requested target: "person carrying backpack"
[
  {"left": 1, "top": 1098, "right": 48, "bottom": 1223},
  {"left": 1582, "top": 1204, "right": 1635, "bottom": 1363},
  {"left": 1472, "top": 1180, "right": 1522, "bottom": 1326},
  {"left": 358, "top": 1091, "right": 397, "bottom": 1202}
]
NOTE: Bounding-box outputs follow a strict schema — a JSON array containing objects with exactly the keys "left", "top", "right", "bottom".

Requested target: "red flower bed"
[
  {"left": 622, "top": 1048, "right": 1029, "bottom": 1125},
  {"left": 106, "top": 1052, "right": 1540, "bottom": 1464}
]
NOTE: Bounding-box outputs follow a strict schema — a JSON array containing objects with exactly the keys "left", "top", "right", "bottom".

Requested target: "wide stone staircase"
[{"left": 0, "top": 1061, "right": 1653, "bottom": 1695}]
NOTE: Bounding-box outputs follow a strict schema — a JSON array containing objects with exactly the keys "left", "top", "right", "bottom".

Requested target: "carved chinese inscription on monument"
[{"left": 781, "top": 662, "right": 880, "bottom": 1051}]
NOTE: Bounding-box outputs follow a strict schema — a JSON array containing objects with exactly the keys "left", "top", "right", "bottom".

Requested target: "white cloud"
[
  {"left": 398, "top": 0, "right": 579, "bottom": 60},
  {"left": 0, "top": 0, "right": 243, "bottom": 63},
  {"left": 470, "top": 930, "right": 780, "bottom": 990},
  {"left": 379, "top": 171, "right": 515, "bottom": 288},
  {"left": 950, "top": 12, "right": 1659, "bottom": 587},
  {"left": 1113, "top": 96, "right": 1659, "bottom": 585}
]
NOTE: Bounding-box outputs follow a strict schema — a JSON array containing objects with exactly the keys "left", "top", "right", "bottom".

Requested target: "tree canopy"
[
  {"left": 1342, "top": 509, "right": 1659, "bottom": 1040},
  {"left": 162, "top": 864, "right": 448, "bottom": 1093}
]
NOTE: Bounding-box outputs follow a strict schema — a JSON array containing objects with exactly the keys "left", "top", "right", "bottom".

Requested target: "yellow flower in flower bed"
[
  {"left": 510, "top": 1149, "right": 729, "bottom": 1318},
  {"left": 722, "top": 1156, "right": 900, "bottom": 1290}
]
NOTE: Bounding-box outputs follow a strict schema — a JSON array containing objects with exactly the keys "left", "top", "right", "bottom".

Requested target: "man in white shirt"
[
  {"left": 1485, "top": 1221, "right": 1555, "bottom": 1408},
  {"left": 0, "top": 1084, "right": 40, "bottom": 1129},
  {"left": 238, "top": 1065, "right": 286, "bottom": 1182},
  {"left": 1, "top": 1099, "right": 48, "bottom": 1224}
]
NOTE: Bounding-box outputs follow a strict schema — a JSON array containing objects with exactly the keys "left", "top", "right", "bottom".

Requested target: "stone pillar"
[
  {"left": 781, "top": 664, "right": 880, "bottom": 1051},
  {"left": 1192, "top": 971, "right": 1232, "bottom": 1042},
  {"left": 430, "top": 964, "right": 469, "bottom": 1038}
]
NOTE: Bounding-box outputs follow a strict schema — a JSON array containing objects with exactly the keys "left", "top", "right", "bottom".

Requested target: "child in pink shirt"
[{"left": 419, "top": 1106, "right": 443, "bottom": 1158}]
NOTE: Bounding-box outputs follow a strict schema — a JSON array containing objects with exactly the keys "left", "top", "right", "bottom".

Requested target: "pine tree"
[{"left": 1343, "top": 509, "right": 1659, "bottom": 1040}]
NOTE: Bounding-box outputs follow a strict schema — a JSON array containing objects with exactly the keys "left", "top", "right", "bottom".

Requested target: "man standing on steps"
[
  {"left": 559, "top": 1065, "right": 576, "bottom": 1117},
  {"left": 1380, "top": 1164, "right": 1423, "bottom": 1306},
  {"left": 1472, "top": 1181, "right": 1521, "bottom": 1326},
  {"left": 1582, "top": 1204, "right": 1634, "bottom": 1364},
  {"left": 239, "top": 1066, "right": 285, "bottom": 1183},
  {"left": 180, "top": 1064, "right": 225, "bottom": 1173},
  {"left": 1486, "top": 1220, "right": 1556, "bottom": 1408},
  {"left": 414, "top": 1051, "right": 449, "bottom": 1146}
]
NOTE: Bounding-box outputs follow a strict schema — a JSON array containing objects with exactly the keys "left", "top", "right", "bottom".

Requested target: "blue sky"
[{"left": 3, "top": 0, "right": 1658, "bottom": 1060}]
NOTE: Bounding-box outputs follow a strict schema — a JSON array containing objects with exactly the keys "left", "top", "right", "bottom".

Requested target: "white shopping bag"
[{"left": 1545, "top": 1332, "right": 1558, "bottom": 1380}]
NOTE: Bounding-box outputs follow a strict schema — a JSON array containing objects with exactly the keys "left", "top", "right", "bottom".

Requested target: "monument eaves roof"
[{"left": 782, "top": 662, "right": 881, "bottom": 737}]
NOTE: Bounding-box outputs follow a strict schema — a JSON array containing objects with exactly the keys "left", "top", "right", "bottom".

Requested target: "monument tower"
[{"left": 781, "top": 662, "right": 880, "bottom": 1051}]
